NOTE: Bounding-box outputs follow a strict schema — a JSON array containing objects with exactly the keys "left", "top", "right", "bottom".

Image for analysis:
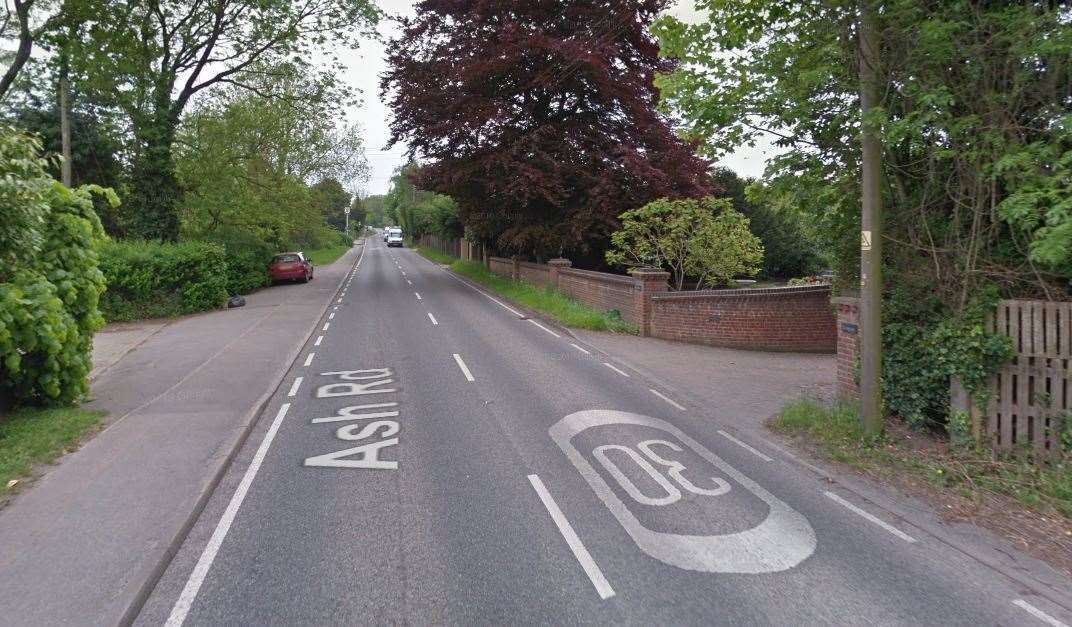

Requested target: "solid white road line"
[
  {"left": 314, "top": 335, "right": 324, "bottom": 347},
  {"left": 1013, "top": 600, "right": 1069, "bottom": 627},
  {"left": 717, "top": 430, "right": 774, "bottom": 462},
  {"left": 441, "top": 271, "right": 524, "bottom": 317},
  {"left": 406, "top": 280, "right": 413, "bottom": 286},
  {"left": 527, "top": 474, "right": 615, "bottom": 601},
  {"left": 166, "top": 403, "right": 292, "bottom": 627},
  {"left": 649, "top": 388, "right": 686, "bottom": 411},
  {"left": 603, "top": 363, "right": 630, "bottom": 378},
  {"left": 415, "top": 292, "right": 422, "bottom": 300},
  {"left": 337, "top": 298, "right": 343, "bottom": 303},
  {"left": 452, "top": 353, "right": 475, "bottom": 382},
  {"left": 322, "top": 322, "right": 330, "bottom": 331},
  {"left": 287, "top": 377, "right": 303, "bottom": 398},
  {"left": 824, "top": 491, "right": 917, "bottom": 543},
  {"left": 428, "top": 312, "right": 439, "bottom": 326},
  {"left": 528, "top": 319, "right": 561, "bottom": 338},
  {"left": 570, "top": 343, "right": 591, "bottom": 355},
  {"left": 303, "top": 353, "right": 315, "bottom": 367}
]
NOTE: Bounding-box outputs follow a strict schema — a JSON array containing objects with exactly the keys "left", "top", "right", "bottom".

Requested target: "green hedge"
[
  {"left": 203, "top": 227, "right": 273, "bottom": 295},
  {"left": 99, "top": 240, "right": 229, "bottom": 321}
]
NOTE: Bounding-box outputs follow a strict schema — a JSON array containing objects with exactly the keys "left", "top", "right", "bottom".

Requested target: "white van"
[{"left": 386, "top": 228, "right": 404, "bottom": 247}]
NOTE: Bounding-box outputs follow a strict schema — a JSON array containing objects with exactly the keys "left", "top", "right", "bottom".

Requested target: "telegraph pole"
[{"left": 857, "top": 0, "right": 884, "bottom": 436}]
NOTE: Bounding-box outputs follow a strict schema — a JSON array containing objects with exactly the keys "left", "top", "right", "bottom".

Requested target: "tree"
[
  {"left": 606, "top": 197, "right": 763, "bottom": 291},
  {"left": 0, "top": 0, "right": 67, "bottom": 101},
  {"left": 383, "top": 0, "right": 711, "bottom": 260},
  {"left": 314, "top": 177, "right": 352, "bottom": 231},
  {"left": 348, "top": 195, "right": 367, "bottom": 232},
  {"left": 709, "top": 167, "right": 822, "bottom": 279},
  {"left": 67, "top": 0, "right": 379, "bottom": 240},
  {"left": 363, "top": 194, "right": 387, "bottom": 227}
]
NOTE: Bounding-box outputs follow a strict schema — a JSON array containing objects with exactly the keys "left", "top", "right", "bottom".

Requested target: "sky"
[{"left": 347, "top": 0, "right": 777, "bottom": 196}]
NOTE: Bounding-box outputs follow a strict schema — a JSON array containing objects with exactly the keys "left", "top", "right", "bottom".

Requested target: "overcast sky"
[{"left": 348, "top": 0, "right": 777, "bottom": 195}]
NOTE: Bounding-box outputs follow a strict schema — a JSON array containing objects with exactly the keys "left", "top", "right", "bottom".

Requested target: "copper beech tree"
[{"left": 382, "top": 0, "right": 711, "bottom": 262}]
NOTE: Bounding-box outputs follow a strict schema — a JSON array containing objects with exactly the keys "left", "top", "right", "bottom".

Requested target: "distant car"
[
  {"left": 386, "top": 228, "right": 404, "bottom": 247},
  {"left": 269, "top": 252, "right": 314, "bottom": 283}
]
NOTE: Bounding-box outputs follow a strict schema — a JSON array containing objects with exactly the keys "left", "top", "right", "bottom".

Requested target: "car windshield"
[
  {"left": 389, "top": 230, "right": 402, "bottom": 237},
  {"left": 272, "top": 254, "right": 300, "bottom": 264}
]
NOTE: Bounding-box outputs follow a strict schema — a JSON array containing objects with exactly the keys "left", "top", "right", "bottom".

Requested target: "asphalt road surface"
[{"left": 136, "top": 237, "right": 1071, "bottom": 626}]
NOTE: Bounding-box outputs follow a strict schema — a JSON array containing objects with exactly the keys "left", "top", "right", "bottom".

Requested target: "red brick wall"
[
  {"left": 832, "top": 297, "right": 860, "bottom": 398},
  {"left": 649, "top": 286, "right": 836, "bottom": 353},
  {"left": 557, "top": 268, "right": 639, "bottom": 324},
  {"left": 518, "top": 261, "right": 551, "bottom": 287}
]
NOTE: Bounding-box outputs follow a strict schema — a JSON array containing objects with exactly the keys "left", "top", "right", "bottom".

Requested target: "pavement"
[
  {"left": 122, "top": 238, "right": 1071, "bottom": 626},
  {"left": 0, "top": 243, "right": 363, "bottom": 627}
]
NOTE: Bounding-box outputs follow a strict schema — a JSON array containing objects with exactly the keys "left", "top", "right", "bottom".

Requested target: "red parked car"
[{"left": 269, "top": 252, "right": 314, "bottom": 283}]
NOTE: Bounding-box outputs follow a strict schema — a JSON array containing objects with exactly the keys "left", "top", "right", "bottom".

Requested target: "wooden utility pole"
[
  {"left": 857, "top": 0, "right": 884, "bottom": 436},
  {"left": 59, "top": 71, "right": 72, "bottom": 186}
]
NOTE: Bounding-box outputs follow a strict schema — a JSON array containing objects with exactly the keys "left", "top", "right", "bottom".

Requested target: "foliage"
[
  {"left": 363, "top": 195, "right": 387, "bottom": 227},
  {"left": 202, "top": 227, "right": 274, "bottom": 296},
  {"left": 606, "top": 197, "right": 763, "bottom": 290},
  {"left": 313, "top": 177, "right": 353, "bottom": 233},
  {"left": 710, "top": 167, "right": 823, "bottom": 279},
  {"left": 98, "top": 240, "right": 229, "bottom": 321},
  {"left": 385, "top": 164, "right": 461, "bottom": 240},
  {"left": 383, "top": 0, "right": 711, "bottom": 260},
  {"left": 0, "top": 405, "right": 107, "bottom": 498},
  {"left": 437, "top": 255, "right": 637, "bottom": 334},
  {"left": 65, "top": 0, "right": 380, "bottom": 240},
  {"left": 0, "top": 129, "right": 109, "bottom": 405}
]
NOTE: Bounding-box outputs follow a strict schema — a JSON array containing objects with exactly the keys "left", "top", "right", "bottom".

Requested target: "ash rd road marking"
[
  {"left": 427, "top": 313, "right": 439, "bottom": 326},
  {"left": 453, "top": 353, "right": 475, "bottom": 382},
  {"left": 527, "top": 474, "right": 616, "bottom": 601},
  {"left": 1013, "top": 600, "right": 1070, "bottom": 627},
  {"left": 287, "top": 377, "right": 303, "bottom": 398},
  {"left": 717, "top": 430, "right": 774, "bottom": 462},
  {"left": 166, "top": 403, "right": 293, "bottom": 627},
  {"left": 823, "top": 492, "right": 917, "bottom": 543},
  {"left": 303, "top": 353, "right": 315, "bottom": 367},
  {"left": 305, "top": 369, "right": 401, "bottom": 470},
  {"left": 649, "top": 389, "right": 686, "bottom": 411},
  {"left": 603, "top": 363, "right": 630, "bottom": 378},
  {"left": 550, "top": 410, "right": 816, "bottom": 573}
]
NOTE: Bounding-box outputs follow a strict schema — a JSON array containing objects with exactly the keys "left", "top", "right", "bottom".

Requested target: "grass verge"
[
  {"left": 1, "top": 406, "right": 107, "bottom": 498},
  {"left": 417, "top": 247, "right": 637, "bottom": 333},
  {"left": 773, "top": 398, "right": 1072, "bottom": 523},
  {"left": 305, "top": 244, "right": 351, "bottom": 266}
]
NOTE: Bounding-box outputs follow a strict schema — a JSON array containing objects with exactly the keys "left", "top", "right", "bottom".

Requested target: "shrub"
[
  {"left": 204, "top": 227, "right": 273, "bottom": 295},
  {"left": 0, "top": 129, "right": 109, "bottom": 405},
  {"left": 98, "top": 240, "right": 229, "bottom": 321}
]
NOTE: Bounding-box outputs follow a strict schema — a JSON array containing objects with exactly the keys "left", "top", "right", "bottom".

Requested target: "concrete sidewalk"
[{"left": 0, "top": 244, "right": 362, "bottom": 626}]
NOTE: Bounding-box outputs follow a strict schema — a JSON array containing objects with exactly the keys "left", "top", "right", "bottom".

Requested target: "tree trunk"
[
  {"left": 0, "top": 0, "right": 35, "bottom": 102},
  {"left": 129, "top": 114, "right": 181, "bottom": 241}
]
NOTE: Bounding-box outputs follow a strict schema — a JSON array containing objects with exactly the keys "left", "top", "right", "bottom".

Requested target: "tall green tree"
[
  {"left": 66, "top": 0, "right": 379, "bottom": 240},
  {"left": 314, "top": 178, "right": 352, "bottom": 231}
]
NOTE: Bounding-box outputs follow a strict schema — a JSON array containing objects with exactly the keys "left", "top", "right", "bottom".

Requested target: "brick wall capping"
[
  {"left": 627, "top": 267, "right": 671, "bottom": 278},
  {"left": 652, "top": 284, "right": 832, "bottom": 301},
  {"left": 559, "top": 266, "right": 637, "bottom": 286},
  {"left": 830, "top": 295, "right": 860, "bottom": 306},
  {"left": 548, "top": 258, "right": 572, "bottom": 267}
]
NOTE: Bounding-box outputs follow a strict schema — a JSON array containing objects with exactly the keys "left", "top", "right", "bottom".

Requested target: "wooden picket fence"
[{"left": 971, "top": 300, "right": 1071, "bottom": 454}]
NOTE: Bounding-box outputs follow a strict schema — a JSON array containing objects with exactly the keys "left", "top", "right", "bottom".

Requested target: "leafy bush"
[
  {"left": 0, "top": 129, "right": 110, "bottom": 405},
  {"left": 204, "top": 227, "right": 273, "bottom": 295},
  {"left": 98, "top": 240, "right": 229, "bottom": 321}
]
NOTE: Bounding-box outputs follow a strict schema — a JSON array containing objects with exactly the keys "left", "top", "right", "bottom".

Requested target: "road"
[{"left": 136, "top": 236, "right": 1071, "bottom": 626}]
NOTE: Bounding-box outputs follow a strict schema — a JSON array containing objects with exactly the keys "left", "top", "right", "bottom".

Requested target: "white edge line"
[
  {"left": 441, "top": 271, "right": 524, "bottom": 317},
  {"left": 1013, "top": 600, "right": 1069, "bottom": 627},
  {"left": 527, "top": 474, "right": 615, "bottom": 600},
  {"left": 603, "top": 362, "right": 630, "bottom": 378},
  {"left": 528, "top": 319, "right": 561, "bottom": 338},
  {"left": 717, "top": 430, "right": 774, "bottom": 462},
  {"left": 302, "top": 353, "right": 315, "bottom": 367},
  {"left": 166, "top": 403, "right": 292, "bottom": 626},
  {"left": 570, "top": 343, "right": 591, "bottom": 355},
  {"left": 322, "top": 322, "right": 330, "bottom": 331},
  {"left": 649, "top": 388, "right": 686, "bottom": 411},
  {"left": 328, "top": 312, "right": 335, "bottom": 320},
  {"left": 287, "top": 377, "right": 303, "bottom": 398},
  {"left": 452, "top": 353, "right": 475, "bottom": 382},
  {"left": 428, "top": 312, "right": 439, "bottom": 326},
  {"left": 824, "top": 491, "right": 917, "bottom": 543},
  {"left": 314, "top": 335, "right": 324, "bottom": 346},
  {"left": 415, "top": 292, "right": 422, "bottom": 300}
]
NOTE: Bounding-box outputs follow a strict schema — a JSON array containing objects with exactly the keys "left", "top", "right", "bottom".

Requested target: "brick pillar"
[
  {"left": 630, "top": 268, "right": 670, "bottom": 337},
  {"left": 548, "top": 258, "right": 571, "bottom": 289},
  {"left": 832, "top": 296, "right": 860, "bottom": 400},
  {"left": 511, "top": 256, "right": 521, "bottom": 281}
]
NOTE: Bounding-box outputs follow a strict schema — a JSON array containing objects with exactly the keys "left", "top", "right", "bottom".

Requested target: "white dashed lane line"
[
  {"left": 303, "top": 353, "right": 315, "bottom": 367},
  {"left": 452, "top": 353, "right": 475, "bottom": 382},
  {"left": 823, "top": 492, "right": 917, "bottom": 543},
  {"left": 287, "top": 377, "right": 303, "bottom": 398},
  {"left": 1012, "top": 600, "right": 1069, "bottom": 627},
  {"left": 428, "top": 312, "right": 439, "bottom": 326},
  {"left": 314, "top": 336, "right": 324, "bottom": 347},
  {"left": 602, "top": 363, "right": 630, "bottom": 378},
  {"left": 717, "top": 430, "right": 773, "bottom": 462},
  {"left": 415, "top": 292, "right": 422, "bottom": 300},
  {"left": 527, "top": 474, "right": 615, "bottom": 601},
  {"left": 649, "top": 388, "right": 686, "bottom": 411}
]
